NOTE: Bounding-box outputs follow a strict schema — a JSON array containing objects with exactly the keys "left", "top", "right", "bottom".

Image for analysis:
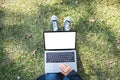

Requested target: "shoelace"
[
  {"left": 64, "top": 20, "right": 71, "bottom": 31},
  {"left": 52, "top": 21, "right": 58, "bottom": 31}
]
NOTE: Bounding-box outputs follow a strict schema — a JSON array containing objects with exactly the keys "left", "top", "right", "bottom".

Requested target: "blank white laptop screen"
[{"left": 44, "top": 32, "right": 76, "bottom": 50}]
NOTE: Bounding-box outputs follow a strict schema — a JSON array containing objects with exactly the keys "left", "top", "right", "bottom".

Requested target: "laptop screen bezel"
[{"left": 43, "top": 31, "right": 77, "bottom": 51}]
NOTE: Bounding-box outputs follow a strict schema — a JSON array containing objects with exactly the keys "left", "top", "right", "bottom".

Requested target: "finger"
[
  {"left": 60, "top": 67, "right": 65, "bottom": 73},
  {"left": 59, "top": 63, "right": 66, "bottom": 69},
  {"left": 64, "top": 63, "right": 68, "bottom": 67},
  {"left": 60, "top": 70, "right": 66, "bottom": 75},
  {"left": 59, "top": 63, "right": 68, "bottom": 72},
  {"left": 61, "top": 63, "right": 70, "bottom": 70},
  {"left": 59, "top": 66, "right": 68, "bottom": 75}
]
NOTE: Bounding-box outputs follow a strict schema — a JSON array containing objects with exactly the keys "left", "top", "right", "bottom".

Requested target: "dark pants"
[{"left": 37, "top": 73, "right": 70, "bottom": 80}]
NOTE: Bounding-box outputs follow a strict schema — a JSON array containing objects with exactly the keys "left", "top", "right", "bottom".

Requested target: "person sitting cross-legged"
[{"left": 36, "top": 15, "right": 82, "bottom": 80}]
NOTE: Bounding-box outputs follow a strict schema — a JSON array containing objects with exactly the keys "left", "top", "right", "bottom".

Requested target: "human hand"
[{"left": 59, "top": 63, "right": 72, "bottom": 76}]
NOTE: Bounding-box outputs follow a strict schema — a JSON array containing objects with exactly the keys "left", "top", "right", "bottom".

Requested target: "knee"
[
  {"left": 46, "top": 73, "right": 58, "bottom": 78},
  {"left": 36, "top": 74, "right": 45, "bottom": 80},
  {"left": 46, "top": 73, "right": 61, "bottom": 80}
]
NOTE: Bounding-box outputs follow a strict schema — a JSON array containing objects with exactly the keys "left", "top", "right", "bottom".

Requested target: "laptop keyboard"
[{"left": 46, "top": 51, "right": 75, "bottom": 63}]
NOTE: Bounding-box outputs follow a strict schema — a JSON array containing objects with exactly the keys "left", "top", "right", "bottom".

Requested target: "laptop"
[{"left": 44, "top": 31, "right": 77, "bottom": 73}]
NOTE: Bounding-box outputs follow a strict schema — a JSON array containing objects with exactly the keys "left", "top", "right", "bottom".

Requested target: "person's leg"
[
  {"left": 37, "top": 73, "right": 63, "bottom": 80},
  {"left": 36, "top": 74, "right": 45, "bottom": 80},
  {"left": 63, "top": 16, "right": 71, "bottom": 31},
  {"left": 46, "top": 73, "right": 63, "bottom": 80},
  {"left": 63, "top": 76, "right": 70, "bottom": 80},
  {"left": 51, "top": 15, "right": 58, "bottom": 31}
]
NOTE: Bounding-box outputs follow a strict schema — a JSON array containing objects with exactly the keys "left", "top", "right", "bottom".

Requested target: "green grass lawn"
[{"left": 0, "top": 0, "right": 120, "bottom": 80}]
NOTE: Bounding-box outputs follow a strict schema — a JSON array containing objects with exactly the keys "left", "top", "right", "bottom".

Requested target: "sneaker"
[
  {"left": 51, "top": 15, "right": 58, "bottom": 31},
  {"left": 63, "top": 16, "right": 71, "bottom": 31}
]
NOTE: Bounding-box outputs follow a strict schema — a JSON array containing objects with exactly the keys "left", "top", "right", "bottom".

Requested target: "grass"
[{"left": 0, "top": 0, "right": 120, "bottom": 80}]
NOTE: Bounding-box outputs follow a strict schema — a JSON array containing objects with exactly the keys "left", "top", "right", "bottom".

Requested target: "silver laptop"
[{"left": 44, "top": 31, "right": 77, "bottom": 73}]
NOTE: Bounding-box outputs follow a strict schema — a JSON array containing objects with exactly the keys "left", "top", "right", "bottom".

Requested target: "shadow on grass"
[
  {"left": 75, "top": 17, "right": 119, "bottom": 56},
  {"left": 0, "top": 8, "right": 5, "bottom": 31},
  {"left": 1, "top": 3, "right": 66, "bottom": 56},
  {"left": 74, "top": 17, "right": 120, "bottom": 79},
  {"left": 0, "top": 5, "right": 47, "bottom": 80},
  {"left": 0, "top": 8, "right": 36, "bottom": 80},
  {"left": 1, "top": 0, "right": 119, "bottom": 80},
  {"left": 76, "top": 45, "right": 90, "bottom": 80},
  {"left": 0, "top": 9, "right": 26, "bottom": 80},
  {"left": 0, "top": 3, "right": 70, "bottom": 79}
]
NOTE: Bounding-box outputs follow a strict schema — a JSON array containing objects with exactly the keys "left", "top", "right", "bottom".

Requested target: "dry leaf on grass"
[
  {"left": 32, "top": 49, "right": 37, "bottom": 56},
  {"left": 25, "top": 34, "right": 33, "bottom": 39},
  {"left": 116, "top": 39, "right": 120, "bottom": 44},
  {"left": 89, "top": 18, "right": 95, "bottom": 23}
]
